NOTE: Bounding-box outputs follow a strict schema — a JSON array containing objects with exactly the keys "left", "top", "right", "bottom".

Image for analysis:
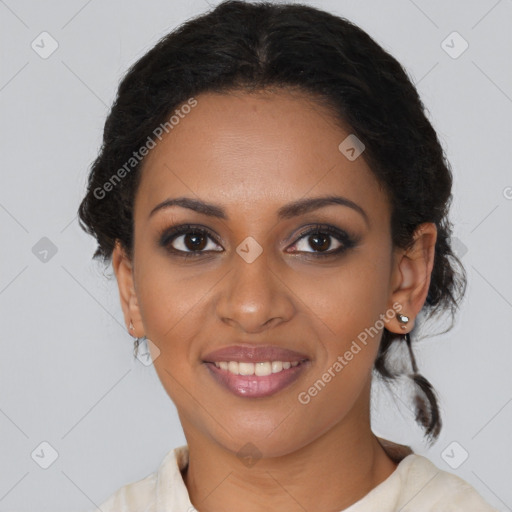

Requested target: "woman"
[{"left": 78, "top": 1, "right": 497, "bottom": 510}]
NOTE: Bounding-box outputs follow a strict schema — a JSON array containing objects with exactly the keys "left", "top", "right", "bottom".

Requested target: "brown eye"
[
  {"left": 182, "top": 232, "right": 208, "bottom": 251},
  {"left": 159, "top": 225, "right": 223, "bottom": 255},
  {"left": 306, "top": 233, "right": 333, "bottom": 252},
  {"left": 294, "top": 231, "right": 342, "bottom": 253},
  {"left": 287, "top": 224, "right": 357, "bottom": 257}
]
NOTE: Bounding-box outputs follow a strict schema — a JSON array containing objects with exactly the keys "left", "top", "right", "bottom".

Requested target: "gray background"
[{"left": 1, "top": 0, "right": 511, "bottom": 510}]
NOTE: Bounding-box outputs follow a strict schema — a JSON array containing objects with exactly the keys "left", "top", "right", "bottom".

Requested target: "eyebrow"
[{"left": 149, "top": 195, "right": 369, "bottom": 226}]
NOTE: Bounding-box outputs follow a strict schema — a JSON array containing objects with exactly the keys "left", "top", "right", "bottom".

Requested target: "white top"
[{"left": 92, "top": 440, "right": 498, "bottom": 511}]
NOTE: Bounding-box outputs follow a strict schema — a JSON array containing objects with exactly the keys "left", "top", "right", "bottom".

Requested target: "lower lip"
[{"left": 204, "top": 362, "right": 309, "bottom": 398}]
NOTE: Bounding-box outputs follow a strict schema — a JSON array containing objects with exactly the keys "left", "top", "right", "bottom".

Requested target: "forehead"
[{"left": 134, "top": 89, "right": 389, "bottom": 224}]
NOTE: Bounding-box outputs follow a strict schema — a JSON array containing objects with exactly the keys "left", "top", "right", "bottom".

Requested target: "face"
[{"left": 113, "top": 89, "right": 433, "bottom": 458}]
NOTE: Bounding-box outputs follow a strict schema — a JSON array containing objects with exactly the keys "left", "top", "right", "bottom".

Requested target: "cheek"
[
  {"left": 287, "top": 248, "right": 392, "bottom": 401},
  {"left": 135, "top": 273, "right": 209, "bottom": 402},
  {"left": 136, "top": 255, "right": 217, "bottom": 342},
  {"left": 139, "top": 270, "right": 206, "bottom": 408},
  {"left": 291, "top": 251, "right": 392, "bottom": 341},
  {"left": 292, "top": 266, "right": 388, "bottom": 434}
]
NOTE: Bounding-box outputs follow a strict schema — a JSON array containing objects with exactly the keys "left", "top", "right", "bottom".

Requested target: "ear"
[
  {"left": 112, "top": 240, "right": 144, "bottom": 338},
  {"left": 387, "top": 222, "right": 437, "bottom": 334}
]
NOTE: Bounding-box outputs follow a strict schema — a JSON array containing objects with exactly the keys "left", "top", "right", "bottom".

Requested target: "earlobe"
[
  {"left": 112, "top": 241, "right": 143, "bottom": 337},
  {"left": 387, "top": 223, "right": 437, "bottom": 333}
]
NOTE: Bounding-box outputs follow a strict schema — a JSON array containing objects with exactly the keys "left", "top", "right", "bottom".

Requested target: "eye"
[
  {"left": 158, "top": 223, "right": 357, "bottom": 259},
  {"left": 287, "top": 224, "right": 357, "bottom": 256},
  {"left": 159, "top": 224, "right": 223, "bottom": 256}
]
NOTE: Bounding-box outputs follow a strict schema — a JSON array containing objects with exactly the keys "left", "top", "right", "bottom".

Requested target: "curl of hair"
[{"left": 78, "top": 0, "right": 467, "bottom": 444}]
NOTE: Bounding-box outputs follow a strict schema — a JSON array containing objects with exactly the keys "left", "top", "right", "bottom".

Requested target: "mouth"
[
  {"left": 204, "top": 360, "right": 310, "bottom": 398},
  {"left": 202, "top": 345, "right": 311, "bottom": 398},
  {"left": 210, "top": 359, "right": 305, "bottom": 375}
]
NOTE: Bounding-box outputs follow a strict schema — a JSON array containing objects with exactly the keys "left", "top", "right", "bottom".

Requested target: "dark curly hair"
[{"left": 78, "top": 0, "right": 466, "bottom": 446}]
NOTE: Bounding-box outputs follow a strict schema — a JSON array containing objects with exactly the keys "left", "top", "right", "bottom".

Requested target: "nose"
[{"left": 215, "top": 249, "right": 296, "bottom": 334}]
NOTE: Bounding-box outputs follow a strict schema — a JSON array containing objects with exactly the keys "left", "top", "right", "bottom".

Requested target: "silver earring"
[
  {"left": 129, "top": 321, "right": 135, "bottom": 332},
  {"left": 396, "top": 313, "right": 409, "bottom": 330}
]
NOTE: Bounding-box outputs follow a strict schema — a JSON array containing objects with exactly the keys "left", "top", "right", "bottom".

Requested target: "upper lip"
[{"left": 202, "top": 345, "right": 309, "bottom": 363}]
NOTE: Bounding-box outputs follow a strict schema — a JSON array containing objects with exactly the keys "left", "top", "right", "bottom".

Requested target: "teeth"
[
  {"left": 271, "top": 361, "right": 283, "bottom": 373},
  {"left": 255, "top": 362, "right": 272, "bottom": 376},
  {"left": 238, "top": 362, "right": 253, "bottom": 376},
  {"left": 213, "top": 361, "right": 302, "bottom": 376}
]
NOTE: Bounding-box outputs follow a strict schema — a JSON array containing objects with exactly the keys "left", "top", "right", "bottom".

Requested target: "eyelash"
[{"left": 158, "top": 223, "right": 358, "bottom": 260}]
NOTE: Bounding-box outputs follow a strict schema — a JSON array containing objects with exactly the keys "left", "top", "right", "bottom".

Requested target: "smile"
[
  {"left": 204, "top": 359, "right": 309, "bottom": 398},
  {"left": 213, "top": 360, "right": 301, "bottom": 376}
]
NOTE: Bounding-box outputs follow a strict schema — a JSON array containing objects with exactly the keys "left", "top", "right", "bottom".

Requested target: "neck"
[{"left": 181, "top": 405, "right": 398, "bottom": 511}]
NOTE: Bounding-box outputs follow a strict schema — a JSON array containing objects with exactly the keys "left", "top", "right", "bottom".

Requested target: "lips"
[
  {"left": 202, "top": 344, "right": 309, "bottom": 363},
  {"left": 206, "top": 362, "right": 308, "bottom": 398},
  {"left": 202, "top": 344, "right": 310, "bottom": 398}
]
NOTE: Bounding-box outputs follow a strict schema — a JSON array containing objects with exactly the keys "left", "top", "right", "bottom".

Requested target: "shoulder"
[
  {"left": 90, "top": 445, "right": 189, "bottom": 512},
  {"left": 373, "top": 438, "right": 498, "bottom": 511},
  {"left": 94, "top": 471, "right": 157, "bottom": 511},
  {"left": 396, "top": 454, "right": 499, "bottom": 511}
]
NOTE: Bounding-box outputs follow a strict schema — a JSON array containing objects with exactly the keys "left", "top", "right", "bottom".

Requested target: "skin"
[{"left": 112, "top": 89, "right": 437, "bottom": 511}]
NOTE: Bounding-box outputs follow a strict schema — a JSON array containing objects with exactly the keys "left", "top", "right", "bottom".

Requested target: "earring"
[
  {"left": 397, "top": 312, "right": 419, "bottom": 374},
  {"left": 396, "top": 313, "right": 409, "bottom": 330},
  {"left": 403, "top": 332, "right": 419, "bottom": 374},
  {"left": 128, "top": 321, "right": 148, "bottom": 358}
]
